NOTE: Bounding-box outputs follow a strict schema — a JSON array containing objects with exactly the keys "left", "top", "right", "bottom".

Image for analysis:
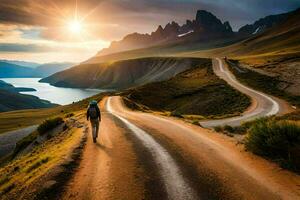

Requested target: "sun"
[{"left": 68, "top": 20, "right": 82, "bottom": 34}]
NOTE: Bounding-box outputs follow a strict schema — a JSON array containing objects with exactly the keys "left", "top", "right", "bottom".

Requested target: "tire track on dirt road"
[{"left": 107, "top": 97, "right": 198, "bottom": 200}]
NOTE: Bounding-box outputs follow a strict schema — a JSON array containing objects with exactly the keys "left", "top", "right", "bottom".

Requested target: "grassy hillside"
[
  {"left": 82, "top": 9, "right": 300, "bottom": 65},
  {"left": 41, "top": 57, "right": 204, "bottom": 89},
  {"left": 0, "top": 114, "right": 86, "bottom": 199},
  {"left": 226, "top": 58, "right": 300, "bottom": 107},
  {"left": 0, "top": 80, "right": 33, "bottom": 93},
  {"left": 0, "top": 90, "right": 56, "bottom": 112},
  {"left": 0, "top": 92, "right": 109, "bottom": 134},
  {"left": 124, "top": 60, "right": 250, "bottom": 119},
  {"left": 86, "top": 37, "right": 244, "bottom": 64}
]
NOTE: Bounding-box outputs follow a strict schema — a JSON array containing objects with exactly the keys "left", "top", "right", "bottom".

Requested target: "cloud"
[
  {"left": 0, "top": 43, "right": 55, "bottom": 53},
  {"left": 0, "top": 0, "right": 299, "bottom": 34},
  {"left": 0, "top": 0, "right": 299, "bottom": 62}
]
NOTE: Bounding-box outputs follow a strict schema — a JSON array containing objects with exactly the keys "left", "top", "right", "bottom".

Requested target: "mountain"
[
  {"left": 0, "top": 60, "right": 41, "bottom": 68},
  {"left": 32, "top": 8, "right": 300, "bottom": 92},
  {"left": 0, "top": 80, "right": 55, "bottom": 112},
  {"left": 87, "top": 8, "right": 300, "bottom": 64},
  {"left": 235, "top": 8, "right": 300, "bottom": 55},
  {"left": 34, "top": 62, "right": 75, "bottom": 77},
  {"left": 0, "top": 62, "right": 35, "bottom": 78},
  {"left": 190, "top": 8, "right": 300, "bottom": 57},
  {"left": 0, "top": 61, "right": 75, "bottom": 78},
  {"left": 0, "top": 80, "right": 36, "bottom": 92},
  {"left": 98, "top": 10, "right": 234, "bottom": 56},
  {"left": 0, "top": 89, "right": 55, "bottom": 112},
  {"left": 238, "top": 10, "right": 293, "bottom": 35},
  {"left": 40, "top": 57, "right": 202, "bottom": 89}
]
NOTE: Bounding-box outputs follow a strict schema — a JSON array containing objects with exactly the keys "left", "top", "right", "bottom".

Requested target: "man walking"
[{"left": 87, "top": 100, "right": 101, "bottom": 143}]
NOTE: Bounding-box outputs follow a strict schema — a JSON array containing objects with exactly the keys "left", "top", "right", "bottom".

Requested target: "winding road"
[
  {"left": 200, "top": 58, "right": 291, "bottom": 127},
  {"left": 62, "top": 95, "right": 300, "bottom": 200},
  {"left": 60, "top": 58, "right": 299, "bottom": 199}
]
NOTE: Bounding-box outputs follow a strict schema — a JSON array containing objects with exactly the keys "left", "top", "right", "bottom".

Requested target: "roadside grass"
[
  {"left": 65, "top": 113, "right": 75, "bottom": 118},
  {"left": 213, "top": 112, "right": 300, "bottom": 173},
  {"left": 226, "top": 59, "right": 300, "bottom": 107},
  {"left": 124, "top": 60, "right": 251, "bottom": 119},
  {"left": 245, "top": 119, "right": 300, "bottom": 172},
  {"left": 12, "top": 117, "right": 65, "bottom": 158},
  {"left": 0, "top": 176, "right": 10, "bottom": 185},
  {"left": 12, "top": 131, "right": 39, "bottom": 157},
  {"left": 214, "top": 125, "right": 247, "bottom": 135},
  {"left": 0, "top": 92, "right": 110, "bottom": 134},
  {"left": 25, "top": 157, "right": 50, "bottom": 173},
  {"left": 37, "top": 117, "right": 64, "bottom": 135},
  {"left": 0, "top": 124, "right": 83, "bottom": 198},
  {"left": 276, "top": 110, "right": 300, "bottom": 121},
  {"left": 0, "top": 94, "right": 107, "bottom": 198}
]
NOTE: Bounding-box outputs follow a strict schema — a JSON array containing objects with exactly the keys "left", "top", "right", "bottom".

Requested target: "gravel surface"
[{"left": 0, "top": 125, "right": 38, "bottom": 158}]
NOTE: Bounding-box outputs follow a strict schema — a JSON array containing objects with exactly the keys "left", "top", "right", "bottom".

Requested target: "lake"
[{"left": 1, "top": 78, "right": 106, "bottom": 105}]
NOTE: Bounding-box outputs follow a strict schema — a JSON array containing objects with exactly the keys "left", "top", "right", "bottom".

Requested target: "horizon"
[
  {"left": 0, "top": 1, "right": 300, "bottom": 199},
  {"left": 0, "top": 0, "right": 299, "bottom": 63}
]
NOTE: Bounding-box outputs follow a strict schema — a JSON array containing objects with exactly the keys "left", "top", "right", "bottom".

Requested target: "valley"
[
  {"left": 2, "top": 78, "right": 103, "bottom": 105},
  {"left": 41, "top": 57, "right": 205, "bottom": 89},
  {"left": 123, "top": 58, "right": 251, "bottom": 119},
  {"left": 0, "top": 3, "right": 299, "bottom": 200}
]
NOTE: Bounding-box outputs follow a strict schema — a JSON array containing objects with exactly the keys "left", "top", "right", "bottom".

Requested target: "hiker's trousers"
[{"left": 90, "top": 119, "right": 100, "bottom": 139}]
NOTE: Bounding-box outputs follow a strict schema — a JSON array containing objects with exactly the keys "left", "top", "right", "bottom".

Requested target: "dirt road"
[
  {"left": 61, "top": 96, "right": 300, "bottom": 200},
  {"left": 200, "top": 58, "right": 292, "bottom": 127}
]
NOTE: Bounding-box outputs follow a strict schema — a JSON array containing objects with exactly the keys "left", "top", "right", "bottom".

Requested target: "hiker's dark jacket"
[{"left": 87, "top": 105, "right": 101, "bottom": 121}]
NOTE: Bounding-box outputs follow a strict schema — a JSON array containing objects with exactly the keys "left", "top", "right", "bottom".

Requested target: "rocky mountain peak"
[
  {"left": 97, "top": 9, "right": 234, "bottom": 56},
  {"left": 223, "top": 21, "right": 233, "bottom": 32},
  {"left": 195, "top": 10, "right": 223, "bottom": 28}
]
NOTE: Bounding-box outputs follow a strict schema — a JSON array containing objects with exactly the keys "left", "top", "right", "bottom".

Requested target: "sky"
[{"left": 0, "top": 0, "right": 299, "bottom": 63}]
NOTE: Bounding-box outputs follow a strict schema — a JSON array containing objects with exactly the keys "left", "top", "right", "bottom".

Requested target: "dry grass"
[
  {"left": 0, "top": 123, "right": 83, "bottom": 198},
  {"left": 245, "top": 118, "right": 300, "bottom": 172},
  {"left": 124, "top": 60, "right": 251, "bottom": 118},
  {"left": 0, "top": 92, "right": 109, "bottom": 134}
]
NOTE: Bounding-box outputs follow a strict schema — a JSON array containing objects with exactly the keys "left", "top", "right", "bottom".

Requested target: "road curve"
[
  {"left": 109, "top": 96, "right": 300, "bottom": 199},
  {"left": 107, "top": 97, "right": 197, "bottom": 200},
  {"left": 62, "top": 96, "right": 300, "bottom": 200},
  {"left": 200, "top": 58, "right": 290, "bottom": 127}
]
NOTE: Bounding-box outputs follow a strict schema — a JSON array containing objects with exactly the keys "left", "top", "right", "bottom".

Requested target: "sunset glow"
[
  {"left": 68, "top": 20, "right": 82, "bottom": 34},
  {"left": 0, "top": 0, "right": 299, "bottom": 63}
]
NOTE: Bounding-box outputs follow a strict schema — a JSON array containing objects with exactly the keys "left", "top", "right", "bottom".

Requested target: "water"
[{"left": 1, "top": 78, "right": 106, "bottom": 105}]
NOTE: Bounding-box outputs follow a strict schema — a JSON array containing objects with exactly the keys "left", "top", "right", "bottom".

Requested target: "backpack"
[{"left": 89, "top": 106, "right": 98, "bottom": 119}]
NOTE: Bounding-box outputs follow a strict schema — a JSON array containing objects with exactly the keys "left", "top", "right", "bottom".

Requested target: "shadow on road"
[{"left": 94, "top": 142, "right": 112, "bottom": 154}]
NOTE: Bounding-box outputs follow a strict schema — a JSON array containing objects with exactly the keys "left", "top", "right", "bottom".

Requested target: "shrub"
[
  {"left": 192, "top": 120, "right": 199, "bottom": 126},
  {"left": 0, "top": 183, "right": 15, "bottom": 195},
  {"left": 170, "top": 111, "right": 183, "bottom": 118},
  {"left": 214, "top": 126, "right": 222, "bottom": 132},
  {"left": 13, "top": 131, "right": 39, "bottom": 157},
  {"left": 65, "top": 113, "right": 74, "bottom": 118},
  {"left": 245, "top": 119, "right": 300, "bottom": 171},
  {"left": 231, "top": 126, "right": 247, "bottom": 134},
  {"left": 0, "top": 176, "right": 10, "bottom": 186},
  {"left": 26, "top": 157, "right": 50, "bottom": 173},
  {"left": 37, "top": 117, "right": 64, "bottom": 135},
  {"left": 224, "top": 125, "right": 234, "bottom": 133}
]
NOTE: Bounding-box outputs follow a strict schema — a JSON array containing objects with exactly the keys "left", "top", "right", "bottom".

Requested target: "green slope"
[
  {"left": 124, "top": 60, "right": 250, "bottom": 119},
  {"left": 0, "top": 90, "right": 55, "bottom": 112},
  {"left": 41, "top": 57, "right": 204, "bottom": 89}
]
